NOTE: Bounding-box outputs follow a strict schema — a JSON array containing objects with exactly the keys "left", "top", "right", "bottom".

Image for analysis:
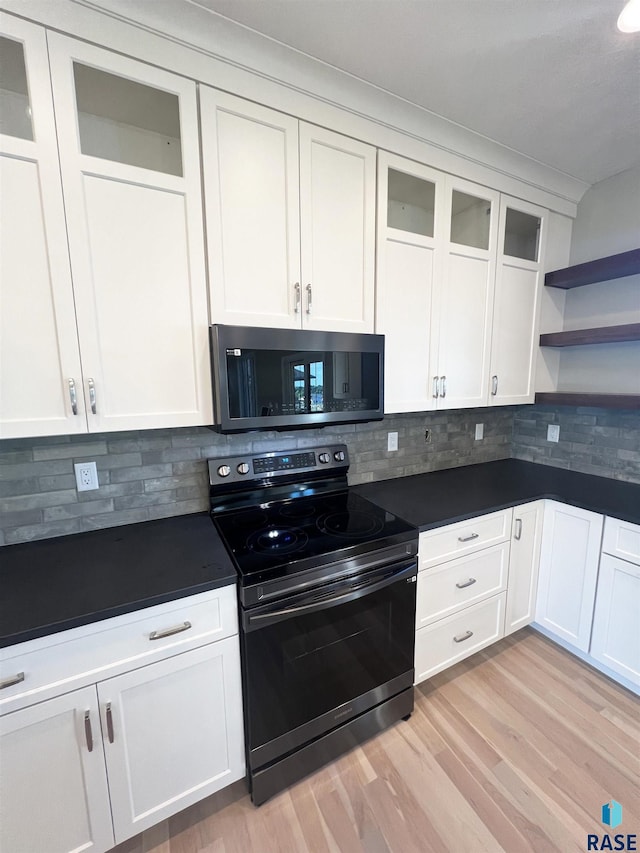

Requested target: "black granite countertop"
[
  {"left": 353, "top": 459, "right": 640, "bottom": 530},
  {"left": 2, "top": 461, "right": 638, "bottom": 650},
  {"left": 0, "top": 513, "right": 236, "bottom": 648}
]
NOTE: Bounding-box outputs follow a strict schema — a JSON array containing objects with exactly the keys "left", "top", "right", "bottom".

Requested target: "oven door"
[{"left": 241, "top": 557, "right": 417, "bottom": 770}]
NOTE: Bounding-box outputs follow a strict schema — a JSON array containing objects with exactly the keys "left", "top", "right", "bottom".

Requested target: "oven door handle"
[{"left": 244, "top": 561, "right": 417, "bottom": 631}]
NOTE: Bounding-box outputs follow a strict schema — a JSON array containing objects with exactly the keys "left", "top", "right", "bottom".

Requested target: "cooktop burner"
[{"left": 213, "top": 490, "right": 414, "bottom": 584}]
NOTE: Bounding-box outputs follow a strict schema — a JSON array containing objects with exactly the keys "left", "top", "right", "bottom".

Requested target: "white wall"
[{"left": 559, "top": 165, "right": 640, "bottom": 393}]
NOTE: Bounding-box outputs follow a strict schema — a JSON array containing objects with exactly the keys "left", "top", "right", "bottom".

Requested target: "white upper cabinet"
[
  {"left": 200, "top": 90, "right": 301, "bottom": 329},
  {"left": 376, "top": 152, "right": 444, "bottom": 413},
  {"left": 47, "top": 34, "right": 212, "bottom": 432},
  {"left": 201, "top": 90, "right": 375, "bottom": 333},
  {"left": 435, "top": 176, "right": 500, "bottom": 409},
  {"left": 489, "top": 196, "right": 547, "bottom": 405},
  {"left": 298, "top": 123, "right": 375, "bottom": 333},
  {"left": 0, "top": 18, "right": 84, "bottom": 439}
]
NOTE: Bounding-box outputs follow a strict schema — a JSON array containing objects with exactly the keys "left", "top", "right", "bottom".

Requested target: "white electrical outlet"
[
  {"left": 387, "top": 431, "right": 399, "bottom": 452},
  {"left": 74, "top": 461, "right": 99, "bottom": 491},
  {"left": 475, "top": 423, "right": 484, "bottom": 441},
  {"left": 547, "top": 424, "right": 560, "bottom": 443}
]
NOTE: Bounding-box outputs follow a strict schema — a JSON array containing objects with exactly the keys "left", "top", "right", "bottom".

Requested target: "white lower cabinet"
[
  {"left": 590, "top": 555, "right": 640, "bottom": 687},
  {"left": 535, "top": 501, "right": 603, "bottom": 652},
  {"left": 415, "top": 512, "right": 511, "bottom": 682},
  {"left": 589, "top": 516, "right": 640, "bottom": 688},
  {"left": 415, "top": 592, "right": 506, "bottom": 682},
  {"left": 0, "top": 686, "right": 114, "bottom": 853},
  {"left": 101, "top": 638, "right": 243, "bottom": 843},
  {"left": 0, "top": 587, "right": 244, "bottom": 853},
  {"left": 505, "top": 501, "right": 544, "bottom": 635}
]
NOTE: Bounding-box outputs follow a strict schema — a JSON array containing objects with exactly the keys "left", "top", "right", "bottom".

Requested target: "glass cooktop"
[{"left": 212, "top": 490, "right": 416, "bottom": 583}]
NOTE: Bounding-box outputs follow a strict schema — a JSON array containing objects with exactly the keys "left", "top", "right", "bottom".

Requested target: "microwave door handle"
[{"left": 245, "top": 562, "right": 416, "bottom": 632}]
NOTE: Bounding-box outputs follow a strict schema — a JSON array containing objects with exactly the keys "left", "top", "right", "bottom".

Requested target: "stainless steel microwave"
[{"left": 210, "top": 325, "right": 384, "bottom": 433}]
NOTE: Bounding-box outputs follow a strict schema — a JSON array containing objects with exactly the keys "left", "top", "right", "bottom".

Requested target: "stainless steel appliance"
[
  {"left": 209, "top": 444, "right": 417, "bottom": 805},
  {"left": 209, "top": 324, "right": 384, "bottom": 433}
]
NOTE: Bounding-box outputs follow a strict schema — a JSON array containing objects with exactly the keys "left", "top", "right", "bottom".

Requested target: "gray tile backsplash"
[
  {"left": 0, "top": 408, "right": 512, "bottom": 544},
  {"left": 512, "top": 405, "right": 640, "bottom": 483},
  {"left": 2, "top": 405, "right": 637, "bottom": 545}
]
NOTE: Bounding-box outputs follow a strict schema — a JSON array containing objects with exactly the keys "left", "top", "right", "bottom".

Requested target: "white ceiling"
[{"left": 191, "top": 0, "right": 640, "bottom": 186}]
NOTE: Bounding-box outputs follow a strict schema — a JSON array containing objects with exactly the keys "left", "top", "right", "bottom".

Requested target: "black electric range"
[{"left": 208, "top": 444, "right": 418, "bottom": 805}]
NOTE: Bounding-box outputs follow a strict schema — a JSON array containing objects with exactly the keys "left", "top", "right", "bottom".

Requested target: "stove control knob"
[
  {"left": 237, "top": 462, "right": 250, "bottom": 475},
  {"left": 217, "top": 465, "right": 231, "bottom": 478},
  {"left": 334, "top": 450, "right": 346, "bottom": 462},
  {"left": 318, "top": 452, "right": 331, "bottom": 464}
]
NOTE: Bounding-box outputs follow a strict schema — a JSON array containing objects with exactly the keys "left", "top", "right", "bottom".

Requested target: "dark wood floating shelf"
[
  {"left": 535, "top": 392, "right": 640, "bottom": 410},
  {"left": 544, "top": 248, "right": 640, "bottom": 289},
  {"left": 539, "top": 322, "right": 640, "bottom": 347}
]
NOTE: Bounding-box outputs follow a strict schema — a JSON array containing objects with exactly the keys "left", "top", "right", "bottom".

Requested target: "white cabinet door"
[
  {"left": 590, "top": 554, "right": 640, "bottom": 687},
  {"left": 98, "top": 637, "right": 244, "bottom": 844},
  {"left": 299, "top": 123, "right": 376, "bottom": 333},
  {"left": 201, "top": 89, "right": 301, "bottom": 329},
  {"left": 435, "top": 176, "right": 499, "bottom": 409},
  {"left": 0, "top": 18, "right": 86, "bottom": 438},
  {"left": 0, "top": 686, "right": 114, "bottom": 853},
  {"left": 47, "top": 34, "right": 212, "bottom": 432},
  {"left": 536, "top": 501, "right": 603, "bottom": 651},
  {"left": 489, "top": 197, "right": 547, "bottom": 406},
  {"left": 505, "top": 500, "right": 544, "bottom": 635},
  {"left": 375, "top": 152, "right": 444, "bottom": 413}
]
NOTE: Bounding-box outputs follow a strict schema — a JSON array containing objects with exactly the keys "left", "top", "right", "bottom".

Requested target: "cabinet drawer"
[
  {"left": 416, "top": 542, "right": 509, "bottom": 628},
  {"left": 414, "top": 593, "right": 506, "bottom": 683},
  {"left": 419, "top": 508, "right": 512, "bottom": 570},
  {"left": 602, "top": 517, "right": 640, "bottom": 567},
  {"left": 0, "top": 585, "right": 237, "bottom": 715}
]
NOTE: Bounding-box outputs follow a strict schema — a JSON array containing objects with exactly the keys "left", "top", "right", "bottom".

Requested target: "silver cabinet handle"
[
  {"left": 306, "top": 283, "right": 312, "bottom": 314},
  {"left": 294, "top": 282, "right": 301, "bottom": 313},
  {"left": 149, "top": 620, "right": 192, "bottom": 641},
  {"left": 433, "top": 376, "right": 439, "bottom": 398},
  {"left": 453, "top": 630, "right": 474, "bottom": 644},
  {"left": 0, "top": 672, "right": 25, "bottom": 690},
  {"left": 68, "top": 378, "right": 78, "bottom": 415},
  {"left": 105, "top": 702, "right": 114, "bottom": 744},
  {"left": 458, "top": 532, "right": 479, "bottom": 543},
  {"left": 440, "top": 375, "right": 446, "bottom": 398},
  {"left": 456, "top": 577, "right": 477, "bottom": 589},
  {"left": 514, "top": 518, "right": 523, "bottom": 540},
  {"left": 87, "top": 378, "right": 97, "bottom": 414},
  {"left": 491, "top": 375, "right": 498, "bottom": 396},
  {"left": 84, "top": 711, "right": 93, "bottom": 752}
]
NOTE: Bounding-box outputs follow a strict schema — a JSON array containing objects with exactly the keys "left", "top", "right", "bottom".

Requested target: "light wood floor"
[{"left": 114, "top": 629, "right": 639, "bottom": 853}]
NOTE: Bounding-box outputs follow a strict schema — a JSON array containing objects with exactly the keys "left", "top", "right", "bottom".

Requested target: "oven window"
[{"left": 242, "top": 576, "right": 415, "bottom": 751}]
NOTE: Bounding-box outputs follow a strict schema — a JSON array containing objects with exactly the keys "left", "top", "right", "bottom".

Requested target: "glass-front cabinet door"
[
  {"left": 437, "top": 176, "right": 500, "bottom": 409},
  {"left": 375, "top": 152, "right": 444, "bottom": 413},
  {"left": 489, "top": 196, "right": 546, "bottom": 406},
  {"left": 0, "top": 17, "right": 85, "bottom": 439},
  {"left": 47, "top": 33, "right": 212, "bottom": 432}
]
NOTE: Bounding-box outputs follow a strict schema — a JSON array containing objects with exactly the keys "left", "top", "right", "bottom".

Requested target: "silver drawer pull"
[
  {"left": 458, "top": 532, "right": 479, "bottom": 543},
  {"left": 453, "top": 630, "right": 474, "bottom": 644},
  {"left": 514, "top": 518, "right": 523, "bottom": 540},
  {"left": 433, "top": 376, "right": 439, "bottom": 398},
  {"left": 456, "top": 577, "right": 477, "bottom": 589},
  {"left": 0, "top": 672, "right": 25, "bottom": 690},
  {"left": 294, "top": 282, "right": 301, "bottom": 313},
  {"left": 149, "top": 620, "right": 192, "bottom": 641},
  {"left": 84, "top": 711, "right": 93, "bottom": 752}
]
